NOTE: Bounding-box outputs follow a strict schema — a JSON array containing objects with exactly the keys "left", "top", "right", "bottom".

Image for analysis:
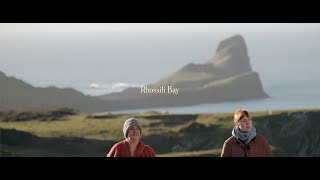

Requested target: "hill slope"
[
  {"left": 1, "top": 109, "right": 319, "bottom": 157},
  {"left": 0, "top": 71, "right": 122, "bottom": 112}
]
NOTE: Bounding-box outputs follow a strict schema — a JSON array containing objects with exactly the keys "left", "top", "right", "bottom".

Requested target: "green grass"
[
  {"left": 1, "top": 108, "right": 320, "bottom": 157},
  {"left": 158, "top": 149, "right": 221, "bottom": 157},
  {"left": 0, "top": 114, "right": 126, "bottom": 141}
]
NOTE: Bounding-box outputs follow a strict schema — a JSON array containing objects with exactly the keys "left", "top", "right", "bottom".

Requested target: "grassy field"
[{"left": 1, "top": 108, "right": 320, "bottom": 157}]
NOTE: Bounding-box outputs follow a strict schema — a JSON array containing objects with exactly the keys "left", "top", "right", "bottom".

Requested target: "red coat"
[
  {"left": 107, "top": 140, "right": 156, "bottom": 157},
  {"left": 221, "top": 134, "right": 273, "bottom": 157}
]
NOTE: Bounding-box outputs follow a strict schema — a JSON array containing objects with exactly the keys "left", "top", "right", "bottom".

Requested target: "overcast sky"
[{"left": 1, "top": 23, "right": 320, "bottom": 33}]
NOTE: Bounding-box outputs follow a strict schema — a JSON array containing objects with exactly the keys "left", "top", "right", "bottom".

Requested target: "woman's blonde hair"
[{"left": 234, "top": 108, "right": 251, "bottom": 125}]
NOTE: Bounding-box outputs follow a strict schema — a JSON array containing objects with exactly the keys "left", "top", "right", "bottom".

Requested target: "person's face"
[
  {"left": 236, "top": 116, "right": 252, "bottom": 132},
  {"left": 127, "top": 125, "right": 141, "bottom": 141}
]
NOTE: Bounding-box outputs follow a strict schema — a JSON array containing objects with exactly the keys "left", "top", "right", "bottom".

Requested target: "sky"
[
  {"left": 1, "top": 23, "right": 320, "bottom": 33},
  {"left": 1, "top": 23, "right": 320, "bottom": 95}
]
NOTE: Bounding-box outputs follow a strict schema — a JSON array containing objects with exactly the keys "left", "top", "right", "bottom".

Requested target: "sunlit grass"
[
  {"left": 1, "top": 108, "right": 320, "bottom": 157},
  {"left": 158, "top": 149, "right": 221, "bottom": 157}
]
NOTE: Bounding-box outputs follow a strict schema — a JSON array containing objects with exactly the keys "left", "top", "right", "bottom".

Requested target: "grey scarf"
[{"left": 232, "top": 126, "right": 256, "bottom": 144}]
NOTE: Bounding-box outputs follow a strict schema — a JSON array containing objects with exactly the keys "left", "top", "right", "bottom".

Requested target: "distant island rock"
[
  {"left": 98, "top": 34, "right": 269, "bottom": 110},
  {"left": 0, "top": 34, "right": 269, "bottom": 113}
]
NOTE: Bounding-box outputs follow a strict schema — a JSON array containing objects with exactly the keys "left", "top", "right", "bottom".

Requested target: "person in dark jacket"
[
  {"left": 221, "top": 108, "right": 273, "bottom": 157},
  {"left": 107, "top": 117, "right": 156, "bottom": 157}
]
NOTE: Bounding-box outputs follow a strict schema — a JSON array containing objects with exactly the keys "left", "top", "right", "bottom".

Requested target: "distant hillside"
[
  {"left": 0, "top": 71, "right": 122, "bottom": 113},
  {"left": 99, "top": 34, "right": 269, "bottom": 110}
]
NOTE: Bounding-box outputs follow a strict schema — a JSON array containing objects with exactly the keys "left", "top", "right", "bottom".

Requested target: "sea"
[{"left": 105, "top": 82, "right": 320, "bottom": 114}]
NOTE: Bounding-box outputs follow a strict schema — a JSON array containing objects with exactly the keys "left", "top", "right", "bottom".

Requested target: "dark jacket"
[{"left": 221, "top": 134, "right": 273, "bottom": 157}]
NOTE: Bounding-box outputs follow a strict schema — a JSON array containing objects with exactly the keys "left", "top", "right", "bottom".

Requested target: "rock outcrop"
[{"left": 98, "top": 34, "right": 269, "bottom": 110}]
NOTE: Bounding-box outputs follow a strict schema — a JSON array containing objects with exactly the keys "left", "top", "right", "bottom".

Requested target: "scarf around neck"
[{"left": 232, "top": 125, "right": 256, "bottom": 144}]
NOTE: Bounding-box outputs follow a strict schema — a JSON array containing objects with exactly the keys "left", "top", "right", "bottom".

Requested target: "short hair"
[{"left": 234, "top": 108, "right": 251, "bottom": 124}]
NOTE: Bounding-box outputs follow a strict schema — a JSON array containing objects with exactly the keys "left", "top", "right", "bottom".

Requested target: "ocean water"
[{"left": 107, "top": 82, "right": 320, "bottom": 114}]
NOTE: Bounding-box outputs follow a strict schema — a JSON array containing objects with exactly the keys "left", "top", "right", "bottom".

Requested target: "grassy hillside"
[{"left": 1, "top": 109, "right": 320, "bottom": 157}]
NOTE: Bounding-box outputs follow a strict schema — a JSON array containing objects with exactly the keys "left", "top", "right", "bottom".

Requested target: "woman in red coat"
[
  {"left": 107, "top": 117, "right": 156, "bottom": 157},
  {"left": 221, "top": 108, "right": 273, "bottom": 157}
]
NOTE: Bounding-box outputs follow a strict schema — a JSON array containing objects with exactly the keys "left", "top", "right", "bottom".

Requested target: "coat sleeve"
[
  {"left": 145, "top": 145, "right": 157, "bottom": 157},
  {"left": 264, "top": 139, "right": 273, "bottom": 157},
  {"left": 220, "top": 141, "right": 232, "bottom": 157}
]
